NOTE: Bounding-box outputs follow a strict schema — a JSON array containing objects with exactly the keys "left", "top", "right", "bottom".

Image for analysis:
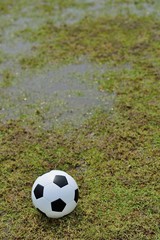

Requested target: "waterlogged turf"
[
  {"left": 0, "top": 59, "right": 116, "bottom": 128},
  {"left": 0, "top": 1, "right": 160, "bottom": 240}
]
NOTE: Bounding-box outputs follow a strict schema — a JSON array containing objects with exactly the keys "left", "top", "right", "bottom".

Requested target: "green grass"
[
  {"left": 0, "top": 69, "right": 15, "bottom": 87},
  {"left": 0, "top": 0, "right": 160, "bottom": 239}
]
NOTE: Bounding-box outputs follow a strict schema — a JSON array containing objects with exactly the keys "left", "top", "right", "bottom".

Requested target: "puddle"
[
  {"left": 108, "top": 2, "right": 159, "bottom": 17},
  {"left": 53, "top": 1, "right": 160, "bottom": 26},
  {"left": 0, "top": 39, "right": 37, "bottom": 56},
  {"left": 75, "top": 0, "right": 160, "bottom": 17},
  {"left": 0, "top": 59, "right": 118, "bottom": 128},
  {"left": 52, "top": 6, "right": 85, "bottom": 26}
]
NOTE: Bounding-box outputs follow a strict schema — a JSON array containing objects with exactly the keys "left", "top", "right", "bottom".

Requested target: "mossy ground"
[{"left": 0, "top": 1, "right": 160, "bottom": 240}]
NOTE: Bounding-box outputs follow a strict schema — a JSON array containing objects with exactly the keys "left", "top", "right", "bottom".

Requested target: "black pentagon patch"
[
  {"left": 53, "top": 175, "right": 68, "bottom": 188},
  {"left": 51, "top": 198, "right": 66, "bottom": 212},
  {"left": 74, "top": 189, "right": 79, "bottom": 203},
  {"left": 34, "top": 184, "right": 44, "bottom": 199}
]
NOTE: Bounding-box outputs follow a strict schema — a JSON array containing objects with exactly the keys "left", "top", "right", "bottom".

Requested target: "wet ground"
[
  {"left": 0, "top": 0, "right": 160, "bottom": 128},
  {"left": 0, "top": 59, "right": 116, "bottom": 128}
]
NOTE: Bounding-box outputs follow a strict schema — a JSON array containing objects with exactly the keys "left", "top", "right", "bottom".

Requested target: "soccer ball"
[{"left": 31, "top": 170, "right": 79, "bottom": 218}]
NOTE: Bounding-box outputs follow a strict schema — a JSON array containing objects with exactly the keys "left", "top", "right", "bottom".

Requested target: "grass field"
[{"left": 0, "top": 1, "right": 160, "bottom": 239}]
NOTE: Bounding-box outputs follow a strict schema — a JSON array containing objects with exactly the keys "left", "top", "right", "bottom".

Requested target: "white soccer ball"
[{"left": 31, "top": 170, "right": 79, "bottom": 218}]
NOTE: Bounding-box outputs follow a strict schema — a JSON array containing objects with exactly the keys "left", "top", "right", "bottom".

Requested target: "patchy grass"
[
  {"left": 0, "top": 69, "right": 15, "bottom": 87},
  {"left": 0, "top": 90, "right": 160, "bottom": 240},
  {"left": 18, "top": 15, "right": 160, "bottom": 68},
  {"left": 0, "top": 0, "right": 160, "bottom": 240},
  {"left": 15, "top": 9, "right": 160, "bottom": 68}
]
